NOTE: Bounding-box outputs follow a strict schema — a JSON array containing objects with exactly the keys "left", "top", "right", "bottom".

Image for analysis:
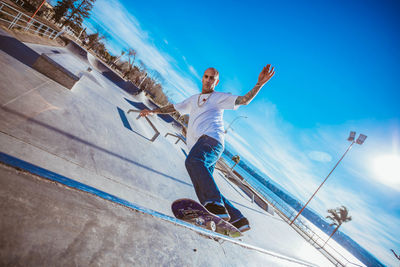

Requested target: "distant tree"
[
  {"left": 53, "top": 0, "right": 74, "bottom": 23},
  {"left": 107, "top": 55, "right": 117, "bottom": 65},
  {"left": 134, "top": 69, "right": 147, "bottom": 87},
  {"left": 86, "top": 32, "right": 105, "bottom": 51},
  {"left": 123, "top": 48, "right": 137, "bottom": 79},
  {"left": 95, "top": 42, "right": 106, "bottom": 57},
  {"left": 77, "top": 27, "right": 87, "bottom": 42},
  {"left": 149, "top": 69, "right": 165, "bottom": 85},
  {"left": 68, "top": 21, "right": 84, "bottom": 35},
  {"left": 59, "top": 0, "right": 96, "bottom": 28},
  {"left": 112, "top": 50, "right": 126, "bottom": 66},
  {"left": 23, "top": 0, "right": 46, "bottom": 13},
  {"left": 324, "top": 206, "right": 352, "bottom": 247},
  {"left": 26, "top": 0, "right": 45, "bottom": 6},
  {"left": 231, "top": 155, "right": 240, "bottom": 170},
  {"left": 138, "top": 59, "right": 147, "bottom": 71}
]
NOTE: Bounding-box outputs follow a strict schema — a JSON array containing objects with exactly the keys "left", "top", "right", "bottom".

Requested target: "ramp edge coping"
[{"left": 0, "top": 151, "right": 316, "bottom": 267}]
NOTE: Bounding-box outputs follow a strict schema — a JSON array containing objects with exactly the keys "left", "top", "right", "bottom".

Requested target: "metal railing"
[
  {"left": 218, "top": 156, "right": 363, "bottom": 266},
  {"left": 165, "top": 132, "right": 186, "bottom": 145},
  {"left": 244, "top": 178, "right": 364, "bottom": 267},
  {"left": 127, "top": 109, "right": 160, "bottom": 142},
  {"left": 0, "top": 1, "right": 59, "bottom": 39}
]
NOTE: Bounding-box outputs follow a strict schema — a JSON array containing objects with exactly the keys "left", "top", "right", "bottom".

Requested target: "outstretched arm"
[
  {"left": 139, "top": 104, "right": 176, "bottom": 117},
  {"left": 235, "top": 64, "right": 275, "bottom": 106}
]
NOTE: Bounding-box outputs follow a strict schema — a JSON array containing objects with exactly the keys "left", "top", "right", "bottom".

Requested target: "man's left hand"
[{"left": 257, "top": 64, "right": 275, "bottom": 86}]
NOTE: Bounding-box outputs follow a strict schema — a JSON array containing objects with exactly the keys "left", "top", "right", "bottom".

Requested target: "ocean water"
[
  {"left": 220, "top": 153, "right": 368, "bottom": 266},
  {"left": 220, "top": 153, "right": 298, "bottom": 216}
]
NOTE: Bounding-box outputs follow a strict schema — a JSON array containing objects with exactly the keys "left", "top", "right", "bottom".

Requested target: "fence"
[
  {"left": 245, "top": 178, "right": 364, "bottom": 267},
  {"left": 0, "top": 1, "right": 59, "bottom": 39}
]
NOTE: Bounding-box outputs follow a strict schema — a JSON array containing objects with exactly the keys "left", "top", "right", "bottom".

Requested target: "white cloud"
[
  {"left": 188, "top": 65, "right": 201, "bottom": 80},
  {"left": 225, "top": 101, "right": 399, "bottom": 265},
  {"left": 88, "top": 0, "right": 199, "bottom": 101},
  {"left": 308, "top": 151, "right": 332, "bottom": 162}
]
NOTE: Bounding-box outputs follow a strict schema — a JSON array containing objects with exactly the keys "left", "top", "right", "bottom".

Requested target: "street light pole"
[
  {"left": 289, "top": 131, "right": 367, "bottom": 225},
  {"left": 137, "top": 73, "right": 148, "bottom": 88},
  {"left": 28, "top": 0, "right": 46, "bottom": 23},
  {"left": 225, "top": 116, "right": 248, "bottom": 134}
]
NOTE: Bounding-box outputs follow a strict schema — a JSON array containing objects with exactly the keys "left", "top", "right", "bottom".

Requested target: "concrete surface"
[
  {"left": 33, "top": 53, "right": 80, "bottom": 89},
  {"left": 0, "top": 27, "right": 333, "bottom": 266},
  {"left": 0, "top": 163, "right": 316, "bottom": 267}
]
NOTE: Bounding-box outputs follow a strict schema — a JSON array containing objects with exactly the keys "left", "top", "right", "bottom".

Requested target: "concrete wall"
[{"left": 32, "top": 53, "right": 80, "bottom": 89}]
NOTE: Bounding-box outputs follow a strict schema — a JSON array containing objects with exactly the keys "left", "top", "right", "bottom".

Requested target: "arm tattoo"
[
  {"left": 235, "top": 83, "right": 263, "bottom": 105},
  {"left": 153, "top": 104, "right": 176, "bottom": 114}
]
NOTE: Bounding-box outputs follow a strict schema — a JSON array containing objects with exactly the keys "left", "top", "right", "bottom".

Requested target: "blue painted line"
[
  {"left": 0, "top": 151, "right": 236, "bottom": 239},
  {"left": 0, "top": 151, "right": 173, "bottom": 221},
  {"left": 0, "top": 152, "right": 316, "bottom": 265},
  {"left": 181, "top": 148, "right": 188, "bottom": 157},
  {"left": 0, "top": 151, "right": 221, "bottom": 235}
]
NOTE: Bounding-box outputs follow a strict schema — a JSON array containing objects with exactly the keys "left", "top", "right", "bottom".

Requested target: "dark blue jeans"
[{"left": 185, "top": 135, "right": 243, "bottom": 222}]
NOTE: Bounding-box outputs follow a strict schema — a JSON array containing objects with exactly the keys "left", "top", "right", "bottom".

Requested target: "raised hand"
[
  {"left": 235, "top": 64, "right": 276, "bottom": 106},
  {"left": 139, "top": 109, "right": 153, "bottom": 117},
  {"left": 257, "top": 64, "right": 275, "bottom": 86}
]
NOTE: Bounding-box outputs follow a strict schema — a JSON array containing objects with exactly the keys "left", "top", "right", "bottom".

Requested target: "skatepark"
[{"left": 0, "top": 26, "right": 341, "bottom": 266}]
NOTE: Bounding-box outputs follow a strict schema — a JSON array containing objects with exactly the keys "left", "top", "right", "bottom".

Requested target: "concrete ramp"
[
  {"left": 0, "top": 29, "right": 334, "bottom": 266},
  {"left": 87, "top": 52, "right": 109, "bottom": 73},
  {"left": 65, "top": 39, "right": 89, "bottom": 63},
  {"left": 0, "top": 155, "right": 316, "bottom": 267},
  {"left": 64, "top": 40, "right": 138, "bottom": 94}
]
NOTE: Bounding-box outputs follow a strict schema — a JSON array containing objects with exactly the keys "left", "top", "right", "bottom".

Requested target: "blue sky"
[{"left": 59, "top": 0, "right": 399, "bottom": 264}]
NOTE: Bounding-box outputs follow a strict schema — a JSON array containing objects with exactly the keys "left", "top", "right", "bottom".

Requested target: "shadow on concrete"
[
  {"left": 230, "top": 199, "right": 275, "bottom": 217},
  {"left": 124, "top": 98, "right": 149, "bottom": 110},
  {"left": 80, "top": 72, "right": 101, "bottom": 87},
  {"left": 65, "top": 40, "right": 140, "bottom": 96},
  {"left": 1, "top": 106, "right": 193, "bottom": 187},
  {"left": 117, "top": 106, "right": 133, "bottom": 131},
  {"left": 0, "top": 35, "right": 40, "bottom": 67},
  {"left": 124, "top": 98, "right": 175, "bottom": 124},
  {"left": 116, "top": 107, "right": 153, "bottom": 141}
]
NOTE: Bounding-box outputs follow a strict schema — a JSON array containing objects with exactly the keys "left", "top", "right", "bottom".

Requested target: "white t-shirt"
[{"left": 174, "top": 91, "right": 239, "bottom": 151}]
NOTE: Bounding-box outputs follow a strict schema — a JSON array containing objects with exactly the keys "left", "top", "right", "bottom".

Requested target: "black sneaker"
[
  {"left": 205, "top": 203, "right": 231, "bottom": 221},
  {"left": 231, "top": 217, "right": 250, "bottom": 232}
]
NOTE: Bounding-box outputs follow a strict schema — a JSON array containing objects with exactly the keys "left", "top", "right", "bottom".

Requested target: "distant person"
[{"left": 140, "top": 65, "right": 275, "bottom": 232}]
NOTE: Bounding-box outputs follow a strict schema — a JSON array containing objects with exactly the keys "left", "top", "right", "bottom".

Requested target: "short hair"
[{"left": 205, "top": 67, "right": 219, "bottom": 79}]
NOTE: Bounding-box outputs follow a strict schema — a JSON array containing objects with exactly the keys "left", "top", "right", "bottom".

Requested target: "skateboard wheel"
[
  {"left": 206, "top": 221, "right": 216, "bottom": 232},
  {"left": 194, "top": 218, "right": 205, "bottom": 226}
]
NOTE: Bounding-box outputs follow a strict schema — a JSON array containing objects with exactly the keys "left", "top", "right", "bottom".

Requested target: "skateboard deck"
[{"left": 171, "top": 198, "right": 242, "bottom": 238}]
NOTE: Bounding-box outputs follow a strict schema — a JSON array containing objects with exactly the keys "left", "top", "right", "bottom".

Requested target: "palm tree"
[
  {"left": 324, "top": 206, "right": 352, "bottom": 247},
  {"left": 231, "top": 155, "right": 240, "bottom": 170},
  {"left": 112, "top": 50, "right": 125, "bottom": 65},
  {"left": 123, "top": 48, "right": 137, "bottom": 79}
]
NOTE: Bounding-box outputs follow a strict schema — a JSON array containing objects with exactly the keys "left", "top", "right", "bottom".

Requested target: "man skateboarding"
[{"left": 140, "top": 65, "right": 275, "bottom": 232}]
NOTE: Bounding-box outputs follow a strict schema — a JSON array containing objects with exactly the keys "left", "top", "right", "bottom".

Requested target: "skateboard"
[{"left": 171, "top": 198, "right": 242, "bottom": 238}]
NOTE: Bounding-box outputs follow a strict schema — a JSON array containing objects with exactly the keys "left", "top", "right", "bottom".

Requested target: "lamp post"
[
  {"left": 28, "top": 0, "right": 46, "bottom": 23},
  {"left": 225, "top": 116, "right": 248, "bottom": 134},
  {"left": 137, "top": 73, "right": 148, "bottom": 88},
  {"left": 289, "top": 131, "right": 367, "bottom": 225}
]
